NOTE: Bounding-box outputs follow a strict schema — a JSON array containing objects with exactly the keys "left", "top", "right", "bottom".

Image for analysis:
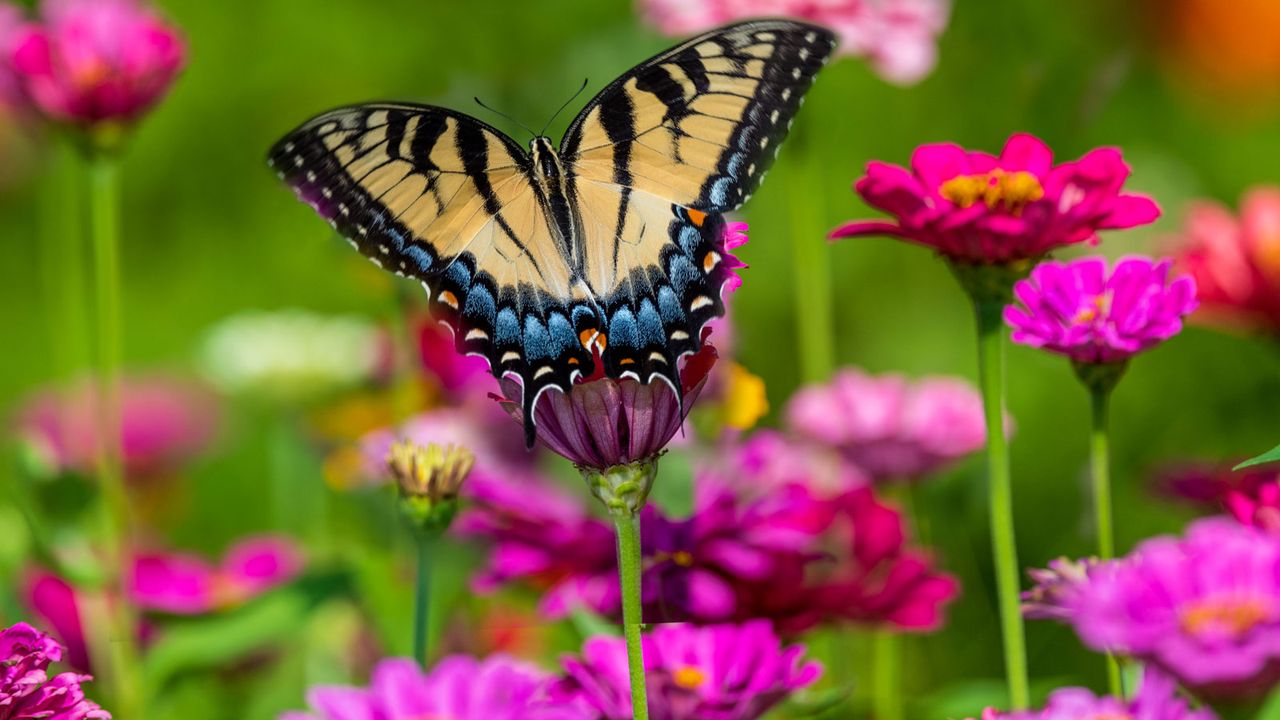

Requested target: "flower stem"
[
  {"left": 1088, "top": 385, "right": 1123, "bottom": 697},
  {"left": 413, "top": 532, "right": 434, "bottom": 667},
  {"left": 872, "top": 629, "right": 903, "bottom": 720},
  {"left": 973, "top": 299, "right": 1030, "bottom": 710},
  {"left": 88, "top": 153, "right": 143, "bottom": 719},
  {"left": 612, "top": 512, "right": 649, "bottom": 720},
  {"left": 40, "top": 143, "right": 88, "bottom": 381}
]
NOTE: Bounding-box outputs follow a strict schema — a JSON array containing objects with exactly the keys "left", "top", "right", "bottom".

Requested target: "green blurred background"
[{"left": 3, "top": 1, "right": 1280, "bottom": 717}]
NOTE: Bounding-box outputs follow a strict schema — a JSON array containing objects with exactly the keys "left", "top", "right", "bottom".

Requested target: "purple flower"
[
  {"left": 130, "top": 535, "right": 304, "bottom": 614},
  {"left": 1021, "top": 557, "right": 1103, "bottom": 622},
  {"left": 282, "top": 655, "right": 592, "bottom": 720},
  {"left": 990, "top": 667, "right": 1216, "bottom": 720},
  {"left": 832, "top": 134, "right": 1160, "bottom": 265},
  {"left": 1005, "top": 256, "right": 1198, "bottom": 364},
  {"left": 495, "top": 345, "right": 717, "bottom": 470},
  {"left": 554, "top": 621, "right": 821, "bottom": 720},
  {"left": 1068, "top": 517, "right": 1280, "bottom": 697},
  {"left": 8, "top": 0, "right": 184, "bottom": 129},
  {"left": 0, "top": 622, "right": 109, "bottom": 720},
  {"left": 785, "top": 368, "right": 990, "bottom": 481}
]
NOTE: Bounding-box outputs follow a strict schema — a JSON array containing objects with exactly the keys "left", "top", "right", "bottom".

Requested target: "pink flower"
[
  {"left": 0, "top": 4, "right": 26, "bottom": 110},
  {"left": 831, "top": 133, "right": 1160, "bottom": 265},
  {"left": 130, "top": 536, "right": 304, "bottom": 614},
  {"left": 637, "top": 0, "right": 950, "bottom": 85},
  {"left": 1167, "top": 186, "right": 1280, "bottom": 336},
  {"left": 284, "top": 655, "right": 591, "bottom": 720},
  {"left": 1068, "top": 518, "right": 1280, "bottom": 697},
  {"left": 21, "top": 572, "right": 91, "bottom": 673},
  {"left": 495, "top": 344, "right": 717, "bottom": 470},
  {"left": 1226, "top": 477, "right": 1280, "bottom": 534},
  {"left": 9, "top": 0, "right": 184, "bottom": 128},
  {"left": 0, "top": 622, "right": 109, "bottom": 720},
  {"left": 417, "top": 316, "right": 495, "bottom": 398},
  {"left": 785, "top": 367, "right": 989, "bottom": 481},
  {"left": 702, "top": 430, "right": 868, "bottom": 498},
  {"left": 1005, "top": 256, "right": 1198, "bottom": 364},
  {"left": 14, "top": 375, "right": 219, "bottom": 479},
  {"left": 554, "top": 621, "right": 821, "bottom": 720},
  {"left": 1021, "top": 556, "right": 1103, "bottom": 622},
  {"left": 987, "top": 667, "right": 1216, "bottom": 720}
]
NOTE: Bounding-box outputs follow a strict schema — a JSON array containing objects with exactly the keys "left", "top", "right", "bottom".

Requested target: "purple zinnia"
[
  {"left": 1068, "top": 517, "right": 1280, "bottom": 697},
  {"left": 987, "top": 667, "right": 1216, "bottom": 720},
  {"left": 784, "top": 368, "right": 990, "bottom": 481},
  {"left": 1021, "top": 556, "right": 1103, "bottom": 622},
  {"left": 1005, "top": 256, "right": 1198, "bottom": 365},
  {"left": 0, "top": 622, "right": 109, "bottom": 720},
  {"left": 554, "top": 621, "right": 820, "bottom": 720},
  {"left": 281, "top": 654, "right": 592, "bottom": 720}
]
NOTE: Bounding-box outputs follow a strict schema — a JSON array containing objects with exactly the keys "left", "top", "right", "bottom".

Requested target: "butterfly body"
[{"left": 268, "top": 19, "right": 837, "bottom": 443}]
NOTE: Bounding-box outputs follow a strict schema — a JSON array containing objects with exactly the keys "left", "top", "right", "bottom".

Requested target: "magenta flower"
[
  {"left": 638, "top": 0, "right": 950, "bottom": 85},
  {"left": 831, "top": 133, "right": 1160, "bottom": 265},
  {"left": 1021, "top": 557, "right": 1103, "bottom": 622},
  {"left": 21, "top": 572, "right": 91, "bottom": 673},
  {"left": 455, "top": 471, "right": 620, "bottom": 619},
  {"left": 785, "top": 368, "right": 990, "bottom": 481},
  {"left": 702, "top": 430, "right": 868, "bottom": 499},
  {"left": 130, "top": 536, "right": 304, "bottom": 614},
  {"left": 495, "top": 344, "right": 717, "bottom": 470},
  {"left": 0, "top": 4, "right": 25, "bottom": 110},
  {"left": 417, "top": 316, "right": 495, "bottom": 398},
  {"left": 1005, "top": 256, "right": 1198, "bottom": 364},
  {"left": 555, "top": 621, "right": 820, "bottom": 720},
  {"left": 8, "top": 0, "right": 184, "bottom": 129},
  {"left": 14, "top": 375, "right": 219, "bottom": 479},
  {"left": 1226, "top": 477, "right": 1280, "bottom": 534},
  {"left": 282, "top": 655, "right": 592, "bottom": 720},
  {"left": 0, "top": 622, "right": 109, "bottom": 720},
  {"left": 990, "top": 667, "right": 1216, "bottom": 720},
  {"left": 1068, "top": 517, "right": 1280, "bottom": 697}
]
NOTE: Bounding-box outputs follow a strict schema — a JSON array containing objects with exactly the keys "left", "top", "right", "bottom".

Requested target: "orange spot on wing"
[
  {"left": 687, "top": 208, "right": 707, "bottom": 227},
  {"left": 568, "top": 357, "right": 580, "bottom": 365},
  {"left": 439, "top": 291, "right": 458, "bottom": 309},
  {"left": 620, "top": 358, "right": 635, "bottom": 365}
]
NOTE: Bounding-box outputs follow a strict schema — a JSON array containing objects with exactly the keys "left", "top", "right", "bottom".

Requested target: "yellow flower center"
[
  {"left": 671, "top": 551, "right": 694, "bottom": 567},
  {"left": 1073, "top": 292, "right": 1113, "bottom": 325},
  {"left": 939, "top": 169, "right": 1045, "bottom": 214},
  {"left": 673, "top": 666, "right": 707, "bottom": 689},
  {"left": 1180, "top": 597, "right": 1273, "bottom": 638}
]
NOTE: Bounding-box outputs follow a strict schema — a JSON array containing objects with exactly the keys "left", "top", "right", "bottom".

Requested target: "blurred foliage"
[{"left": 3, "top": 0, "right": 1280, "bottom": 718}]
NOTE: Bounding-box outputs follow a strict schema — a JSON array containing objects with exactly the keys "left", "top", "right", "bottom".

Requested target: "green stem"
[
  {"left": 787, "top": 151, "right": 835, "bottom": 384},
  {"left": 1088, "top": 386, "right": 1123, "bottom": 697},
  {"left": 612, "top": 512, "right": 649, "bottom": 720},
  {"left": 88, "top": 154, "right": 143, "bottom": 719},
  {"left": 872, "top": 630, "right": 903, "bottom": 720},
  {"left": 974, "top": 299, "right": 1030, "bottom": 710},
  {"left": 413, "top": 533, "right": 434, "bottom": 667},
  {"left": 40, "top": 143, "right": 88, "bottom": 381}
]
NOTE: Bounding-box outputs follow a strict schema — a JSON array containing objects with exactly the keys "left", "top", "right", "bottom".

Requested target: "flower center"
[
  {"left": 71, "top": 60, "right": 113, "bottom": 92},
  {"left": 1254, "top": 231, "right": 1280, "bottom": 281},
  {"left": 1086, "top": 714, "right": 1132, "bottom": 720},
  {"left": 1072, "top": 291, "right": 1113, "bottom": 325},
  {"left": 1180, "top": 596, "right": 1273, "bottom": 638},
  {"left": 939, "top": 169, "right": 1044, "bottom": 214},
  {"left": 673, "top": 666, "right": 707, "bottom": 689}
]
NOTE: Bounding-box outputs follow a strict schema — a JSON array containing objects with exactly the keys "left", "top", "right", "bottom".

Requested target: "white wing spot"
[
  {"left": 690, "top": 295, "right": 713, "bottom": 311},
  {"left": 649, "top": 352, "right": 668, "bottom": 364},
  {"left": 759, "top": 136, "right": 770, "bottom": 149},
  {"left": 321, "top": 188, "right": 333, "bottom": 198},
  {"left": 747, "top": 162, "right": 757, "bottom": 175},
  {"left": 501, "top": 351, "right": 521, "bottom": 364},
  {"left": 466, "top": 329, "right": 489, "bottom": 342},
  {"left": 357, "top": 225, "right": 368, "bottom": 236},
  {"left": 781, "top": 88, "right": 792, "bottom": 101},
  {"left": 770, "top": 109, "right": 780, "bottom": 124},
  {"left": 805, "top": 31, "right": 818, "bottom": 43},
  {"left": 791, "top": 67, "right": 802, "bottom": 80},
  {"left": 293, "top": 156, "right": 304, "bottom": 167},
  {"left": 799, "top": 48, "right": 810, "bottom": 60},
  {"left": 379, "top": 245, "right": 390, "bottom": 255},
  {"left": 534, "top": 366, "right": 553, "bottom": 379},
  {"left": 670, "top": 330, "right": 690, "bottom": 341},
  {"left": 305, "top": 170, "right": 316, "bottom": 182}
]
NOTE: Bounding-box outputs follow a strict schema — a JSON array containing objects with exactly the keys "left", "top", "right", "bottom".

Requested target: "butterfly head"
[{"left": 529, "top": 136, "right": 563, "bottom": 185}]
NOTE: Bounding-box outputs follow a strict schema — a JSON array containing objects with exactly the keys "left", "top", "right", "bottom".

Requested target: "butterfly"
[{"left": 268, "top": 19, "right": 837, "bottom": 444}]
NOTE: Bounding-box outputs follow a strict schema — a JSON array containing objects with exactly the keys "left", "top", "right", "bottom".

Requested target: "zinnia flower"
[
  {"left": 8, "top": 0, "right": 184, "bottom": 130},
  {"left": 1167, "top": 186, "right": 1280, "bottom": 336},
  {"left": 1068, "top": 517, "right": 1280, "bottom": 697},
  {"left": 1005, "top": 256, "right": 1198, "bottom": 365},
  {"left": 417, "top": 316, "right": 494, "bottom": 397},
  {"left": 14, "top": 375, "right": 219, "bottom": 479},
  {"left": 201, "top": 310, "right": 390, "bottom": 405},
  {"left": 554, "top": 621, "right": 820, "bottom": 720},
  {"left": 282, "top": 654, "right": 591, "bottom": 720},
  {"left": 785, "top": 367, "right": 989, "bottom": 481},
  {"left": 0, "top": 4, "right": 25, "bottom": 110},
  {"left": 638, "top": 0, "right": 950, "bottom": 85},
  {"left": 1226, "top": 476, "right": 1280, "bottom": 534},
  {"left": 1021, "top": 556, "right": 1103, "bottom": 622},
  {"left": 831, "top": 133, "right": 1160, "bottom": 265},
  {"left": 130, "top": 536, "right": 304, "bottom": 614},
  {"left": 22, "top": 572, "right": 91, "bottom": 672},
  {"left": 985, "top": 667, "right": 1216, "bottom": 720},
  {"left": 0, "top": 622, "right": 109, "bottom": 720}
]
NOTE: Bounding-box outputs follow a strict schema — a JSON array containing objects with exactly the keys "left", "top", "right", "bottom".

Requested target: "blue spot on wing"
[
  {"left": 677, "top": 225, "right": 701, "bottom": 256},
  {"left": 547, "top": 312, "right": 575, "bottom": 356},
  {"left": 495, "top": 308, "right": 520, "bottom": 345},
  {"left": 668, "top": 256, "right": 699, "bottom": 296},
  {"left": 608, "top": 307, "right": 640, "bottom": 351},
  {"left": 658, "top": 286, "right": 685, "bottom": 324},
  {"left": 523, "top": 316, "right": 552, "bottom": 360},
  {"left": 404, "top": 245, "right": 433, "bottom": 272},
  {"left": 637, "top": 300, "right": 665, "bottom": 347},
  {"left": 463, "top": 285, "right": 496, "bottom": 323}
]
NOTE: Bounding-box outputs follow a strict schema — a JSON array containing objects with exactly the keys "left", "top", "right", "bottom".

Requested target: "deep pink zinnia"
[
  {"left": 785, "top": 367, "right": 989, "bottom": 481},
  {"left": 831, "top": 133, "right": 1160, "bottom": 265},
  {"left": 1226, "top": 476, "right": 1280, "bottom": 535},
  {"left": 1167, "top": 186, "right": 1280, "bottom": 336},
  {"left": 0, "top": 622, "right": 109, "bottom": 720},
  {"left": 638, "top": 0, "right": 950, "bottom": 85},
  {"left": 554, "top": 621, "right": 821, "bottom": 720},
  {"left": 130, "top": 535, "right": 304, "bottom": 615},
  {"left": 9, "top": 0, "right": 184, "bottom": 128},
  {"left": 14, "top": 375, "right": 219, "bottom": 480},
  {"left": 1005, "top": 256, "right": 1198, "bottom": 364},
  {"left": 1068, "top": 517, "right": 1280, "bottom": 697},
  {"left": 986, "top": 667, "right": 1217, "bottom": 720}
]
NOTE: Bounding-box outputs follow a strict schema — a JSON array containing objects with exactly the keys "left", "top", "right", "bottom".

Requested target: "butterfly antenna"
[
  {"left": 474, "top": 97, "right": 537, "bottom": 140},
  {"left": 540, "top": 78, "right": 589, "bottom": 136}
]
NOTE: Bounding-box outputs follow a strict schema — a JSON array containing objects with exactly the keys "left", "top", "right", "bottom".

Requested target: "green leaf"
[{"left": 1235, "top": 442, "right": 1280, "bottom": 471}]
